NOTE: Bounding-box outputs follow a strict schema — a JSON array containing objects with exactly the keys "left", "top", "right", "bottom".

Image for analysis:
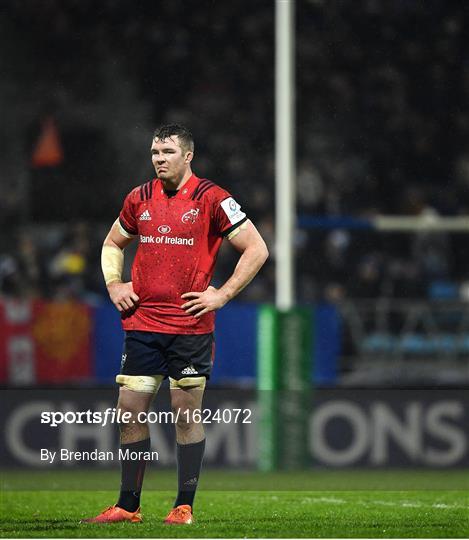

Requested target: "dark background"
[
  {"left": 0, "top": 1, "right": 468, "bottom": 388},
  {"left": 2, "top": 1, "right": 469, "bottom": 303}
]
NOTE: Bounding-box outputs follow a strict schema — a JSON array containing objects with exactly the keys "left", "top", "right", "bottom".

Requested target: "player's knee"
[
  {"left": 173, "top": 408, "right": 203, "bottom": 435},
  {"left": 171, "top": 393, "right": 189, "bottom": 418},
  {"left": 116, "top": 374, "right": 163, "bottom": 394},
  {"left": 170, "top": 377, "right": 206, "bottom": 430},
  {"left": 117, "top": 399, "right": 141, "bottom": 427},
  {"left": 170, "top": 399, "right": 189, "bottom": 430},
  {"left": 175, "top": 413, "right": 191, "bottom": 432},
  {"left": 117, "top": 396, "right": 139, "bottom": 419},
  {"left": 171, "top": 401, "right": 200, "bottom": 432}
]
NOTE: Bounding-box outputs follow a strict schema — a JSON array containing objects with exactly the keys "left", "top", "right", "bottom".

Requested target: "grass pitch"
[{"left": 1, "top": 470, "right": 468, "bottom": 538}]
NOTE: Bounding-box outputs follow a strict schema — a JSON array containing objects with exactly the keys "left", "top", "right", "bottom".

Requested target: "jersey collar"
[{"left": 156, "top": 174, "right": 199, "bottom": 200}]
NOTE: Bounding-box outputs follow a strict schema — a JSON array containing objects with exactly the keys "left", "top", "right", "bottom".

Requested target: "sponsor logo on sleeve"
[{"left": 220, "top": 197, "right": 246, "bottom": 225}]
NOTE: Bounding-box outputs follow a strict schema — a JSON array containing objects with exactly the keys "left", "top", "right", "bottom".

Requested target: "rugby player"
[{"left": 82, "top": 124, "right": 268, "bottom": 525}]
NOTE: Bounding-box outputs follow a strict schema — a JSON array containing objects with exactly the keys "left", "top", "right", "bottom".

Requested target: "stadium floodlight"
[{"left": 275, "top": 0, "right": 295, "bottom": 310}]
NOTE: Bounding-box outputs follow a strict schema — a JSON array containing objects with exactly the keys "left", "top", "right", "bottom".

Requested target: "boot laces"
[{"left": 173, "top": 506, "right": 190, "bottom": 518}]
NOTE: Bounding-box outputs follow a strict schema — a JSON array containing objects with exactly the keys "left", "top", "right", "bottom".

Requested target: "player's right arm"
[{"left": 101, "top": 219, "right": 139, "bottom": 313}]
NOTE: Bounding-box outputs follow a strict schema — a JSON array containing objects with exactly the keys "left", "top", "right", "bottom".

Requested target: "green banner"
[
  {"left": 256, "top": 306, "right": 312, "bottom": 470},
  {"left": 277, "top": 308, "right": 312, "bottom": 469},
  {"left": 256, "top": 305, "right": 279, "bottom": 471}
]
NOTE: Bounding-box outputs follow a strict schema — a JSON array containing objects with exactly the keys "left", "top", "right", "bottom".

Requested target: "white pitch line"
[
  {"left": 299, "top": 497, "right": 467, "bottom": 510},
  {"left": 360, "top": 500, "right": 396, "bottom": 507}
]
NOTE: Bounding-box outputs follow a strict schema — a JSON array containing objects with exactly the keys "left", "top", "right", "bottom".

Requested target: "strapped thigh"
[
  {"left": 116, "top": 374, "right": 163, "bottom": 394},
  {"left": 169, "top": 376, "right": 206, "bottom": 390}
]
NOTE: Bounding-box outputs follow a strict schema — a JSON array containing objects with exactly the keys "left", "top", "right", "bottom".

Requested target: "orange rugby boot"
[
  {"left": 80, "top": 505, "right": 142, "bottom": 524},
  {"left": 164, "top": 504, "right": 193, "bottom": 525}
]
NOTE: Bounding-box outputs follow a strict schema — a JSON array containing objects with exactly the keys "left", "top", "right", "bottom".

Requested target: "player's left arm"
[{"left": 181, "top": 220, "right": 269, "bottom": 318}]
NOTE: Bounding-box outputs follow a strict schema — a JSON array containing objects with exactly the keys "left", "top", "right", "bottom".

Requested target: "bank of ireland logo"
[
  {"left": 229, "top": 199, "right": 237, "bottom": 212},
  {"left": 158, "top": 225, "right": 171, "bottom": 234},
  {"left": 181, "top": 208, "right": 200, "bottom": 224}
]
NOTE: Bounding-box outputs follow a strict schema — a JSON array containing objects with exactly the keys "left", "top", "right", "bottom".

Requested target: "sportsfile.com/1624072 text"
[{"left": 40, "top": 408, "right": 252, "bottom": 427}]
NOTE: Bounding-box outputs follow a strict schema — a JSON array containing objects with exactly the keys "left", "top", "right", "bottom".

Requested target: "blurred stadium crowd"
[{"left": 1, "top": 0, "right": 469, "bottom": 304}]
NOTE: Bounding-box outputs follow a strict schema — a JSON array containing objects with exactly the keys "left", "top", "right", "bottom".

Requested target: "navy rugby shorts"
[{"left": 120, "top": 330, "right": 214, "bottom": 380}]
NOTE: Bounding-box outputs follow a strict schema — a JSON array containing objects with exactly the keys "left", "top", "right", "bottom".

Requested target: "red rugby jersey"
[{"left": 118, "top": 174, "right": 247, "bottom": 334}]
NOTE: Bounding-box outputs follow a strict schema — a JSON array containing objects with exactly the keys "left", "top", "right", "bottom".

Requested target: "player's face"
[{"left": 151, "top": 136, "right": 192, "bottom": 181}]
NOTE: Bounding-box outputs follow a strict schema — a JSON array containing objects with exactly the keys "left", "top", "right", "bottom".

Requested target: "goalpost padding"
[{"left": 257, "top": 306, "right": 312, "bottom": 470}]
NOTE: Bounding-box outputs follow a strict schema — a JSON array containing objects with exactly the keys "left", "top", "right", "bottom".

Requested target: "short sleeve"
[
  {"left": 119, "top": 191, "right": 138, "bottom": 236},
  {"left": 212, "top": 191, "right": 248, "bottom": 237}
]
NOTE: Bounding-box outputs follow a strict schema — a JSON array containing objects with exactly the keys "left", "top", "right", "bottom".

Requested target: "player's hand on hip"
[
  {"left": 181, "top": 286, "right": 227, "bottom": 318},
  {"left": 107, "top": 281, "right": 139, "bottom": 312}
]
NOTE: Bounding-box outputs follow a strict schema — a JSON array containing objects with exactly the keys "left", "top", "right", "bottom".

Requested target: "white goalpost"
[{"left": 275, "top": 0, "right": 295, "bottom": 310}]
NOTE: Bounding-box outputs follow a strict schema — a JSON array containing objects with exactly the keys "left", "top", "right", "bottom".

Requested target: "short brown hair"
[{"left": 153, "top": 124, "right": 194, "bottom": 153}]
